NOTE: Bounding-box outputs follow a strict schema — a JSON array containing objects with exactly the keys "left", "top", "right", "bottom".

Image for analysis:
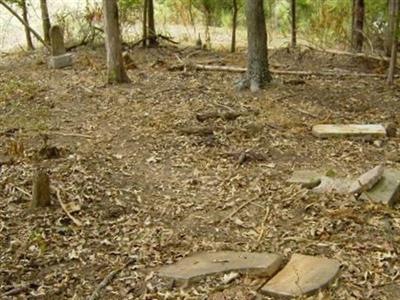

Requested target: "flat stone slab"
[
  {"left": 349, "top": 165, "right": 384, "bottom": 194},
  {"left": 312, "top": 124, "right": 386, "bottom": 138},
  {"left": 158, "top": 251, "right": 283, "bottom": 285},
  {"left": 261, "top": 254, "right": 340, "bottom": 298},
  {"left": 360, "top": 169, "right": 400, "bottom": 206},
  {"left": 287, "top": 170, "right": 322, "bottom": 189},
  {"left": 48, "top": 53, "right": 72, "bottom": 69},
  {"left": 312, "top": 176, "right": 353, "bottom": 194}
]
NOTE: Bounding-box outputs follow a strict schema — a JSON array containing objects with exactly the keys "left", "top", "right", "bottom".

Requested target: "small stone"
[
  {"left": 49, "top": 53, "right": 73, "bottom": 69},
  {"left": 373, "top": 140, "right": 383, "bottom": 148},
  {"left": 349, "top": 165, "right": 384, "bottom": 194},
  {"left": 287, "top": 170, "right": 322, "bottom": 189},
  {"left": 360, "top": 168, "right": 400, "bottom": 206},
  {"left": 261, "top": 254, "right": 340, "bottom": 298},
  {"left": 312, "top": 124, "right": 387, "bottom": 138},
  {"left": 158, "top": 252, "right": 283, "bottom": 286},
  {"left": 384, "top": 123, "right": 397, "bottom": 138}
]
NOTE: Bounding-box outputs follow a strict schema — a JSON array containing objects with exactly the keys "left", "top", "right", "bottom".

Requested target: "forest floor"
[{"left": 1, "top": 44, "right": 400, "bottom": 300}]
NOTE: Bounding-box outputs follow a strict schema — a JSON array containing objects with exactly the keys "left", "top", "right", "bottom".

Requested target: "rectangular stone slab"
[
  {"left": 158, "top": 251, "right": 283, "bottom": 285},
  {"left": 360, "top": 169, "right": 400, "bottom": 206},
  {"left": 349, "top": 165, "right": 384, "bottom": 194},
  {"left": 261, "top": 254, "right": 340, "bottom": 298},
  {"left": 312, "top": 124, "right": 386, "bottom": 138},
  {"left": 287, "top": 170, "right": 322, "bottom": 189},
  {"left": 49, "top": 53, "right": 73, "bottom": 69}
]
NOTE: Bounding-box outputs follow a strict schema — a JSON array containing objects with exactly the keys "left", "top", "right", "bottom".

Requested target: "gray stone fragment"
[
  {"left": 158, "top": 251, "right": 283, "bottom": 286},
  {"left": 261, "top": 254, "right": 340, "bottom": 298},
  {"left": 287, "top": 170, "right": 322, "bottom": 189},
  {"left": 360, "top": 169, "right": 400, "bottom": 206},
  {"left": 48, "top": 53, "right": 73, "bottom": 69},
  {"left": 312, "top": 176, "right": 353, "bottom": 194},
  {"left": 349, "top": 165, "right": 384, "bottom": 194},
  {"left": 312, "top": 124, "right": 387, "bottom": 138}
]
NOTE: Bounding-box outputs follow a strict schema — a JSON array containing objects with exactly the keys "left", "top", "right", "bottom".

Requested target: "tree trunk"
[
  {"left": 147, "top": 0, "right": 157, "bottom": 47},
  {"left": 21, "top": 0, "right": 34, "bottom": 50},
  {"left": 231, "top": 0, "right": 238, "bottom": 53},
  {"left": 245, "top": 0, "right": 272, "bottom": 91},
  {"left": 387, "top": 0, "right": 399, "bottom": 84},
  {"left": 351, "top": 0, "right": 364, "bottom": 52},
  {"left": 39, "top": 0, "right": 51, "bottom": 44},
  {"left": 291, "top": 0, "right": 297, "bottom": 48},
  {"left": 142, "top": 0, "right": 148, "bottom": 47},
  {"left": 103, "top": 0, "right": 130, "bottom": 84},
  {"left": 0, "top": 0, "right": 47, "bottom": 47}
]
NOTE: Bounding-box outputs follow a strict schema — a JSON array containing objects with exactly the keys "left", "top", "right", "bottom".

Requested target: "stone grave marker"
[{"left": 48, "top": 25, "right": 72, "bottom": 69}]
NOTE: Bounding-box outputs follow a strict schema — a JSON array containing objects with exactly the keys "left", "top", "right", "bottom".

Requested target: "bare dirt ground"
[{"left": 1, "top": 44, "right": 400, "bottom": 299}]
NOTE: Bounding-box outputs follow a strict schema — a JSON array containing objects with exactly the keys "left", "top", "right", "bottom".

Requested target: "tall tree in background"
[
  {"left": 21, "top": 0, "right": 34, "bottom": 50},
  {"left": 39, "top": 0, "right": 51, "bottom": 44},
  {"left": 245, "top": 0, "right": 272, "bottom": 91},
  {"left": 351, "top": 0, "right": 365, "bottom": 52},
  {"left": 103, "top": 0, "right": 130, "bottom": 84},
  {"left": 142, "top": 0, "right": 148, "bottom": 47},
  {"left": 147, "top": 0, "right": 157, "bottom": 47},
  {"left": 291, "top": 0, "right": 297, "bottom": 47},
  {"left": 231, "top": 0, "right": 238, "bottom": 52},
  {"left": 387, "top": 0, "right": 399, "bottom": 84}
]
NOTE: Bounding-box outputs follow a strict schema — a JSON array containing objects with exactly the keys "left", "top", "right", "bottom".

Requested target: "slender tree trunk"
[
  {"left": 0, "top": 0, "right": 47, "bottom": 47},
  {"left": 103, "top": 0, "right": 130, "bottom": 84},
  {"left": 39, "top": 0, "right": 51, "bottom": 44},
  {"left": 291, "top": 0, "right": 297, "bottom": 48},
  {"left": 231, "top": 0, "right": 238, "bottom": 53},
  {"left": 142, "top": 0, "right": 148, "bottom": 47},
  {"left": 21, "top": 0, "right": 34, "bottom": 50},
  {"left": 351, "top": 0, "right": 364, "bottom": 52},
  {"left": 387, "top": 0, "right": 399, "bottom": 84},
  {"left": 245, "top": 0, "right": 272, "bottom": 91},
  {"left": 147, "top": 0, "right": 157, "bottom": 47}
]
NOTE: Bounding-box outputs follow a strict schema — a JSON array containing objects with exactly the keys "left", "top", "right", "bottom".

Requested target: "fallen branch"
[
  {"left": 170, "top": 63, "right": 397, "bottom": 78},
  {"left": 0, "top": 1, "right": 48, "bottom": 48},
  {"left": 196, "top": 111, "right": 242, "bottom": 122},
  {"left": 127, "top": 34, "right": 179, "bottom": 48},
  {"left": 220, "top": 195, "right": 262, "bottom": 224},
  {"left": 49, "top": 132, "right": 94, "bottom": 139},
  {"left": 88, "top": 258, "right": 136, "bottom": 300},
  {"left": 55, "top": 188, "right": 82, "bottom": 227}
]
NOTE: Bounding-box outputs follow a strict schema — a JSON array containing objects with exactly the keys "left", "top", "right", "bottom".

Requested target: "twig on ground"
[
  {"left": 88, "top": 258, "right": 136, "bottom": 300},
  {"left": 219, "top": 195, "right": 262, "bottom": 224},
  {"left": 48, "top": 132, "right": 94, "bottom": 139},
  {"left": 55, "top": 188, "right": 82, "bottom": 227}
]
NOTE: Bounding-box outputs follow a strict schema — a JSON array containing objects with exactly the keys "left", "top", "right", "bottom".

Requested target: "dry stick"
[
  {"left": 219, "top": 195, "right": 261, "bottom": 224},
  {"left": 256, "top": 206, "right": 271, "bottom": 245},
  {"left": 55, "top": 188, "right": 82, "bottom": 227},
  {"left": 0, "top": 0, "right": 48, "bottom": 48},
  {"left": 88, "top": 258, "right": 136, "bottom": 300},
  {"left": 49, "top": 132, "right": 94, "bottom": 139}
]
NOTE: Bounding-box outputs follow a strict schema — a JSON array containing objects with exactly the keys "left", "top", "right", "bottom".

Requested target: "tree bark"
[
  {"left": 21, "top": 0, "right": 34, "bottom": 50},
  {"left": 231, "top": 0, "right": 238, "bottom": 53},
  {"left": 0, "top": 0, "right": 47, "bottom": 47},
  {"left": 387, "top": 0, "right": 399, "bottom": 84},
  {"left": 39, "top": 0, "right": 51, "bottom": 44},
  {"left": 291, "top": 0, "right": 297, "bottom": 48},
  {"left": 351, "top": 0, "right": 364, "bottom": 52},
  {"left": 245, "top": 0, "right": 272, "bottom": 91},
  {"left": 142, "top": 0, "right": 148, "bottom": 47},
  {"left": 147, "top": 0, "right": 157, "bottom": 47},
  {"left": 103, "top": 0, "right": 130, "bottom": 84}
]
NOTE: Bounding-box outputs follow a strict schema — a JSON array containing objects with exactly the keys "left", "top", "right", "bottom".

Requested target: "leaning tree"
[{"left": 103, "top": 0, "right": 130, "bottom": 83}]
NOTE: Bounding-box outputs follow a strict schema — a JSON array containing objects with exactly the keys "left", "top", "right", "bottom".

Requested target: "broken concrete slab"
[
  {"left": 360, "top": 169, "right": 400, "bottom": 206},
  {"left": 48, "top": 53, "right": 73, "bottom": 69},
  {"left": 287, "top": 170, "right": 322, "bottom": 189},
  {"left": 261, "top": 254, "right": 340, "bottom": 298},
  {"left": 312, "top": 176, "right": 353, "bottom": 194},
  {"left": 349, "top": 165, "right": 384, "bottom": 194},
  {"left": 312, "top": 124, "right": 387, "bottom": 138},
  {"left": 158, "top": 251, "right": 283, "bottom": 285}
]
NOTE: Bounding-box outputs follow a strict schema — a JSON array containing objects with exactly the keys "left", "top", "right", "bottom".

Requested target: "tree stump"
[{"left": 31, "top": 168, "right": 51, "bottom": 209}]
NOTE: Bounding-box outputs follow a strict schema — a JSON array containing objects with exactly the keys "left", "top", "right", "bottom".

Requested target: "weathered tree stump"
[{"left": 31, "top": 168, "right": 51, "bottom": 209}]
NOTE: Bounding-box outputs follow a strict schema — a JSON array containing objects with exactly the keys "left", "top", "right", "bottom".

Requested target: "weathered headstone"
[
  {"left": 349, "top": 165, "right": 384, "bottom": 194},
  {"left": 48, "top": 25, "right": 72, "bottom": 69},
  {"left": 312, "top": 124, "right": 387, "bottom": 138},
  {"left": 261, "top": 254, "right": 340, "bottom": 298},
  {"left": 360, "top": 169, "right": 400, "bottom": 206},
  {"left": 31, "top": 168, "right": 51, "bottom": 209},
  {"left": 158, "top": 251, "right": 283, "bottom": 286}
]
